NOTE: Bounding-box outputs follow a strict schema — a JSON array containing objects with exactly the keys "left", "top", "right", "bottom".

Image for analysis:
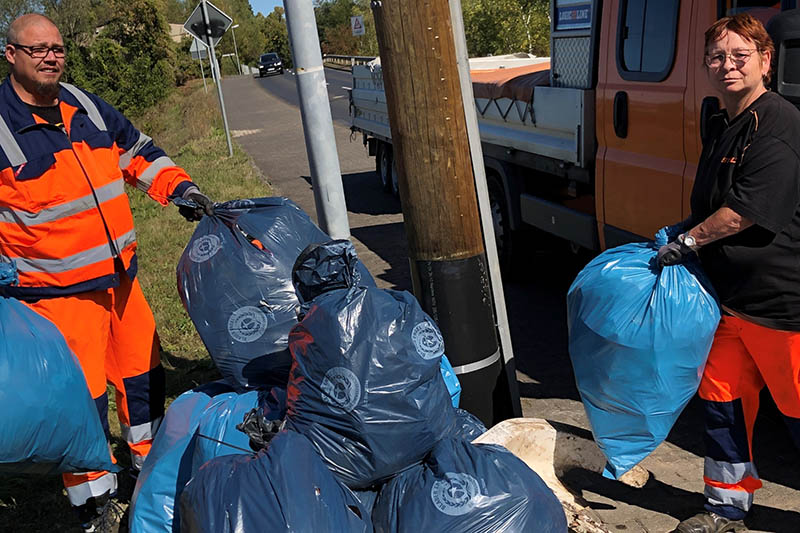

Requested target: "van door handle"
[
  {"left": 613, "top": 91, "right": 628, "bottom": 138},
  {"left": 700, "top": 96, "right": 721, "bottom": 145}
]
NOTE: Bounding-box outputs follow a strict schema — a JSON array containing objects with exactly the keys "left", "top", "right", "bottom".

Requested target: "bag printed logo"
[
  {"left": 189, "top": 234, "right": 222, "bottom": 263},
  {"left": 320, "top": 367, "right": 361, "bottom": 412},
  {"left": 430, "top": 472, "right": 480, "bottom": 516},
  {"left": 412, "top": 320, "right": 444, "bottom": 360},
  {"left": 227, "top": 306, "right": 268, "bottom": 343},
  {"left": 226, "top": 199, "right": 256, "bottom": 210}
]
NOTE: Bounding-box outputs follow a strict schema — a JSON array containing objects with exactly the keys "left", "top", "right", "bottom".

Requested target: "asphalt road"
[
  {"left": 222, "top": 70, "right": 800, "bottom": 532},
  {"left": 252, "top": 67, "right": 353, "bottom": 125}
]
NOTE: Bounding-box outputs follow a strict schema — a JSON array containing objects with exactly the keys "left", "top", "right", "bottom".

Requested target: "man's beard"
[{"left": 35, "top": 79, "right": 60, "bottom": 100}]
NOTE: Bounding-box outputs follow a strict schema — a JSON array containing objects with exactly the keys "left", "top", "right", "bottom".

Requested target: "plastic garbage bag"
[
  {"left": 130, "top": 382, "right": 285, "bottom": 533},
  {"left": 179, "top": 430, "right": 373, "bottom": 533},
  {"left": 448, "top": 408, "right": 487, "bottom": 442},
  {"left": 176, "top": 197, "right": 373, "bottom": 392},
  {"left": 0, "top": 260, "right": 114, "bottom": 474},
  {"left": 567, "top": 227, "right": 720, "bottom": 479},
  {"left": 372, "top": 438, "right": 568, "bottom": 533},
  {"left": 440, "top": 354, "right": 461, "bottom": 408},
  {"left": 285, "top": 241, "right": 457, "bottom": 488}
]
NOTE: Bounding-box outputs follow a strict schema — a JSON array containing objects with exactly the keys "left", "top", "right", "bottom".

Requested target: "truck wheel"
[
  {"left": 487, "top": 173, "right": 515, "bottom": 274},
  {"left": 376, "top": 142, "right": 393, "bottom": 193},
  {"left": 390, "top": 158, "right": 400, "bottom": 197}
]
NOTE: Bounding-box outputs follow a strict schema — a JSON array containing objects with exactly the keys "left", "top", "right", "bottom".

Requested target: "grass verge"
[{"left": 0, "top": 79, "right": 271, "bottom": 532}]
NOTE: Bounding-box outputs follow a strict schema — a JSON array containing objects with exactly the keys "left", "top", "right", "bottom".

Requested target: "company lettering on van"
[{"left": 555, "top": 3, "right": 592, "bottom": 31}]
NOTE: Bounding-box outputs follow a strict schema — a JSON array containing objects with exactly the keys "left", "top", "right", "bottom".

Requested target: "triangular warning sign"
[
  {"left": 353, "top": 18, "right": 362, "bottom": 30},
  {"left": 351, "top": 15, "right": 365, "bottom": 36}
]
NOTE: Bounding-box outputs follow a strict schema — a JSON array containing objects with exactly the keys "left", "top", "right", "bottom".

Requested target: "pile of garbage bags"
[
  {"left": 176, "top": 197, "right": 374, "bottom": 391},
  {"left": 567, "top": 226, "right": 720, "bottom": 479},
  {"left": 0, "top": 262, "right": 115, "bottom": 475},
  {"left": 132, "top": 200, "right": 567, "bottom": 532}
]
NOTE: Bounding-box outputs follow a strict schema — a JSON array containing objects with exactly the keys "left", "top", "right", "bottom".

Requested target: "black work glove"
[
  {"left": 178, "top": 186, "right": 215, "bottom": 221},
  {"left": 657, "top": 239, "right": 694, "bottom": 268}
]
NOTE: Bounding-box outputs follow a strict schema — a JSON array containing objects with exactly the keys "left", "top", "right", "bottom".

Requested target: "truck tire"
[
  {"left": 376, "top": 142, "right": 393, "bottom": 193},
  {"left": 487, "top": 172, "right": 515, "bottom": 274},
  {"left": 390, "top": 158, "right": 400, "bottom": 197}
]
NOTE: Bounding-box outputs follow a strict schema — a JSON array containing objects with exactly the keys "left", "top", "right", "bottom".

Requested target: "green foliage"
[
  {"left": 312, "top": 0, "right": 550, "bottom": 58},
  {"left": 0, "top": 0, "right": 42, "bottom": 39},
  {"left": 314, "top": 0, "right": 378, "bottom": 56},
  {"left": 52, "top": 0, "right": 174, "bottom": 117},
  {"left": 259, "top": 7, "right": 291, "bottom": 67},
  {"left": 462, "top": 0, "right": 549, "bottom": 57}
]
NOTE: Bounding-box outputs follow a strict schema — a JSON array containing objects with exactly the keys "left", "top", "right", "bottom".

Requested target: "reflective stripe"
[
  {"left": 121, "top": 416, "right": 162, "bottom": 445},
  {"left": 131, "top": 453, "right": 146, "bottom": 471},
  {"left": 451, "top": 349, "right": 501, "bottom": 376},
  {"left": 118, "top": 131, "right": 152, "bottom": 170},
  {"left": 704, "top": 484, "right": 754, "bottom": 512},
  {"left": 14, "top": 229, "right": 136, "bottom": 274},
  {"left": 0, "top": 180, "right": 125, "bottom": 226},
  {"left": 60, "top": 83, "right": 107, "bottom": 131},
  {"left": 704, "top": 458, "right": 759, "bottom": 485},
  {"left": 0, "top": 112, "right": 26, "bottom": 167},
  {"left": 66, "top": 472, "right": 118, "bottom": 507},
  {"left": 136, "top": 155, "right": 176, "bottom": 191}
]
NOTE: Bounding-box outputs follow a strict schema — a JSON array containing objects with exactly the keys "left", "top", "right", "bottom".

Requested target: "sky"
[{"left": 249, "top": 0, "right": 284, "bottom": 16}]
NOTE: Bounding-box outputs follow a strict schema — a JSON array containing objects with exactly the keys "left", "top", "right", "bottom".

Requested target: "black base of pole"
[{"left": 410, "top": 253, "right": 520, "bottom": 426}]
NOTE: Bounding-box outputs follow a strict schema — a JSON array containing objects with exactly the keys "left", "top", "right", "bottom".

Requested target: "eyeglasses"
[
  {"left": 8, "top": 43, "right": 66, "bottom": 59},
  {"left": 704, "top": 49, "right": 758, "bottom": 68}
]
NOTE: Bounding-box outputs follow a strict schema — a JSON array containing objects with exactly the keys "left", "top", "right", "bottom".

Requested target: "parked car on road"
[{"left": 257, "top": 53, "right": 284, "bottom": 77}]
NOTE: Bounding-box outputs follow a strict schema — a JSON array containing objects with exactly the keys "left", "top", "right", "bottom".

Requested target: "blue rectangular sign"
[{"left": 555, "top": 4, "right": 592, "bottom": 31}]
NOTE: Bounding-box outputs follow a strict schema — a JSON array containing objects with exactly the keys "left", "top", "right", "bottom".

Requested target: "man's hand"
[
  {"left": 179, "top": 186, "right": 215, "bottom": 221},
  {"left": 657, "top": 234, "right": 695, "bottom": 268}
]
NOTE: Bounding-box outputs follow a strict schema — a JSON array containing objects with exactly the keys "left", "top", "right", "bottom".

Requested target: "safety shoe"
[
  {"left": 75, "top": 492, "right": 124, "bottom": 533},
  {"left": 672, "top": 512, "right": 748, "bottom": 533}
]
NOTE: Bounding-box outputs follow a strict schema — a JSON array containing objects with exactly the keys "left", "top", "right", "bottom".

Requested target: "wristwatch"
[{"left": 679, "top": 233, "right": 698, "bottom": 251}]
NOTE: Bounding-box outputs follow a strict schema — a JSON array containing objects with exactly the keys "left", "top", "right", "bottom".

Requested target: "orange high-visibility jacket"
[{"left": 0, "top": 80, "right": 194, "bottom": 299}]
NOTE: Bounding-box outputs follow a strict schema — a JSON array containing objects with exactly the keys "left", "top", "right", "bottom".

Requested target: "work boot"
[
  {"left": 672, "top": 512, "right": 748, "bottom": 533},
  {"left": 75, "top": 491, "right": 124, "bottom": 533}
]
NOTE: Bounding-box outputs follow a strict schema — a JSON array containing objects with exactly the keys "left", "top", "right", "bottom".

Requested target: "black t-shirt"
[
  {"left": 691, "top": 91, "right": 800, "bottom": 330},
  {"left": 26, "top": 103, "right": 63, "bottom": 127}
]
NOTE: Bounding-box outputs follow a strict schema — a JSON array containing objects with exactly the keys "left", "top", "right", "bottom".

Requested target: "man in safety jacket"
[{"left": 1, "top": 13, "right": 214, "bottom": 531}]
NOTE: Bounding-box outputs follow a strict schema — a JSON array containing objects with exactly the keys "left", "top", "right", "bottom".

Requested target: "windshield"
[{"left": 261, "top": 54, "right": 279, "bottom": 62}]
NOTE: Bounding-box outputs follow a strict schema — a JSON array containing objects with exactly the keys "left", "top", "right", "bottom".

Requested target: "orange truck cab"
[{"left": 349, "top": 1, "right": 800, "bottom": 262}]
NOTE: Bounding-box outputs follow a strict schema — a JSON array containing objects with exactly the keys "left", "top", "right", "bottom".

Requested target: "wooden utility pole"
[{"left": 371, "top": 0, "right": 519, "bottom": 425}]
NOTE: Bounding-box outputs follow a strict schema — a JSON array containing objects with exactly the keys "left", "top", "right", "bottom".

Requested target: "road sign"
[
  {"left": 351, "top": 15, "right": 365, "bottom": 36},
  {"left": 184, "top": 1, "right": 232, "bottom": 48},
  {"left": 189, "top": 37, "right": 208, "bottom": 60}
]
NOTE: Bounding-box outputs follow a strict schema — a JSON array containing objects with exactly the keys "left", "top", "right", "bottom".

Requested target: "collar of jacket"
[{"left": 0, "top": 76, "right": 89, "bottom": 134}]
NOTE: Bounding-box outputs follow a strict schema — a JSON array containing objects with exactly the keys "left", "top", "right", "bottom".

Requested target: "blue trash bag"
[
  {"left": 372, "top": 438, "right": 568, "bottom": 533},
  {"left": 129, "top": 382, "right": 285, "bottom": 533},
  {"left": 179, "top": 430, "right": 374, "bottom": 533},
  {"left": 567, "top": 227, "right": 720, "bottom": 479},
  {"left": 448, "top": 408, "right": 487, "bottom": 442},
  {"left": 0, "top": 262, "right": 114, "bottom": 474},
  {"left": 176, "top": 197, "right": 374, "bottom": 392},
  {"left": 285, "top": 241, "right": 457, "bottom": 489},
  {"left": 440, "top": 354, "right": 461, "bottom": 408}
]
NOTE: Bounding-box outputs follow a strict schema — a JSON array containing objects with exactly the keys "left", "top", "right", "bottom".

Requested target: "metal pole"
[
  {"left": 448, "top": 0, "right": 522, "bottom": 417},
  {"left": 231, "top": 24, "right": 242, "bottom": 75},
  {"left": 199, "top": 54, "right": 208, "bottom": 93},
  {"left": 201, "top": 0, "right": 234, "bottom": 157},
  {"left": 282, "top": 0, "right": 350, "bottom": 239}
]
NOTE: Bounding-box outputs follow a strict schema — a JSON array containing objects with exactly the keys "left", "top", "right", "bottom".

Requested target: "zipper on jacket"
[{"left": 61, "top": 124, "right": 120, "bottom": 259}]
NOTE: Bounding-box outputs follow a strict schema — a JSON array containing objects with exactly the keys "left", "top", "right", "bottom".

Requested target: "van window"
[
  {"left": 617, "top": 0, "right": 680, "bottom": 81},
  {"left": 718, "top": 1, "right": 797, "bottom": 24}
]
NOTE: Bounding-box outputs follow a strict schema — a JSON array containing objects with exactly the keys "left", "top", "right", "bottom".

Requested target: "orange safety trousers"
[
  {"left": 24, "top": 272, "right": 165, "bottom": 507},
  {"left": 697, "top": 314, "right": 800, "bottom": 519}
]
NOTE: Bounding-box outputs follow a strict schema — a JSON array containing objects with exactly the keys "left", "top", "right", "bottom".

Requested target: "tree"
[
  {"left": 461, "top": 0, "right": 549, "bottom": 57},
  {"left": 260, "top": 7, "right": 290, "bottom": 67}
]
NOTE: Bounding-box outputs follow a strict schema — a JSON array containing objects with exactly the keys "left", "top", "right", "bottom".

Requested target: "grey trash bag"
[
  {"left": 176, "top": 197, "right": 373, "bottom": 391},
  {"left": 285, "top": 240, "right": 457, "bottom": 489}
]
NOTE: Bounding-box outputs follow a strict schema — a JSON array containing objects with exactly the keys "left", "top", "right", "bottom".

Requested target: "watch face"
[{"left": 684, "top": 235, "right": 696, "bottom": 248}]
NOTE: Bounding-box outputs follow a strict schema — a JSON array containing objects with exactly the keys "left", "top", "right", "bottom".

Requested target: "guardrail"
[{"left": 322, "top": 54, "right": 377, "bottom": 70}]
